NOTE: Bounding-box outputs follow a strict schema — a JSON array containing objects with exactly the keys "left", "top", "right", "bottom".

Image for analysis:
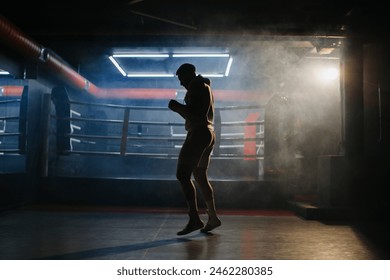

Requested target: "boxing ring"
[
  {"left": 61, "top": 102, "right": 263, "bottom": 158},
  {"left": 48, "top": 87, "right": 265, "bottom": 181}
]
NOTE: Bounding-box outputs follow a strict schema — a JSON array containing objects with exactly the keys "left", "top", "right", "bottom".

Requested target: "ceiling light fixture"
[
  {"left": 109, "top": 56, "right": 127, "bottom": 76},
  {"left": 0, "top": 69, "right": 10, "bottom": 75},
  {"left": 109, "top": 52, "right": 233, "bottom": 78},
  {"left": 171, "top": 53, "right": 230, "bottom": 58},
  {"left": 202, "top": 74, "right": 225, "bottom": 78},
  {"left": 225, "top": 57, "right": 233, "bottom": 76},
  {"left": 112, "top": 54, "right": 169, "bottom": 58},
  {"left": 126, "top": 73, "right": 174, "bottom": 77}
]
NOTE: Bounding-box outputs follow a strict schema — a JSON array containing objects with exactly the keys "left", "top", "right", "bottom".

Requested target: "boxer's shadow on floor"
[
  {"left": 40, "top": 238, "right": 190, "bottom": 260},
  {"left": 41, "top": 233, "right": 216, "bottom": 260}
]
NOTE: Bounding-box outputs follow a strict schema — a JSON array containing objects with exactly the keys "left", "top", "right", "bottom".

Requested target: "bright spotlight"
[{"left": 317, "top": 67, "right": 339, "bottom": 82}]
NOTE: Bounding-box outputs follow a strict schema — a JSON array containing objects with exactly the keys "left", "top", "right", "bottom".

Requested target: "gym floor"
[{"left": 0, "top": 206, "right": 388, "bottom": 260}]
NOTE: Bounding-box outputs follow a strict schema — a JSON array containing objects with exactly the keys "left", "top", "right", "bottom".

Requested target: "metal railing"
[
  {"left": 52, "top": 99, "right": 264, "bottom": 159},
  {"left": 0, "top": 99, "right": 23, "bottom": 154}
]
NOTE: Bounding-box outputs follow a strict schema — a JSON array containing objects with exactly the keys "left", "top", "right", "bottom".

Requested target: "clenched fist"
[{"left": 168, "top": 99, "right": 180, "bottom": 111}]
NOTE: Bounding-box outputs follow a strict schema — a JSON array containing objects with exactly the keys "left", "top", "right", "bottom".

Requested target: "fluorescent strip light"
[
  {"left": 172, "top": 54, "right": 229, "bottom": 58},
  {"left": 109, "top": 56, "right": 127, "bottom": 76},
  {"left": 109, "top": 53, "right": 233, "bottom": 78},
  {"left": 113, "top": 54, "right": 169, "bottom": 58},
  {"left": 0, "top": 70, "right": 10, "bottom": 75},
  {"left": 203, "top": 74, "right": 224, "bottom": 78},
  {"left": 225, "top": 57, "right": 233, "bottom": 76},
  {"left": 126, "top": 73, "right": 174, "bottom": 78}
]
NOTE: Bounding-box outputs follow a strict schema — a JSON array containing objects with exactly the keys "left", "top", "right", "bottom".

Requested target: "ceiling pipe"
[
  {"left": 0, "top": 15, "right": 41, "bottom": 59},
  {"left": 0, "top": 15, "right": 99, "bottom": 95}
]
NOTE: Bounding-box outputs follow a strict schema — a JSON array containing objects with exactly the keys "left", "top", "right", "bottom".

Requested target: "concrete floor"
[{"left": 0, "top": 206, "right": 388, "bottom": 260}]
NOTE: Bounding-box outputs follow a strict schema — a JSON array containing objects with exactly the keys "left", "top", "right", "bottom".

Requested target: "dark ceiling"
[
  {"left": 1, "top": 0, "right": 388, "bottom": 91},
  {"left": 3, "top": 0, "right": 385, "bottom": 38}
]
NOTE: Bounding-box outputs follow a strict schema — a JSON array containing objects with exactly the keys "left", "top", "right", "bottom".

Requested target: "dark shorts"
[{"left": 178, "top": 127, "right": 216, "bottom": 169}]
